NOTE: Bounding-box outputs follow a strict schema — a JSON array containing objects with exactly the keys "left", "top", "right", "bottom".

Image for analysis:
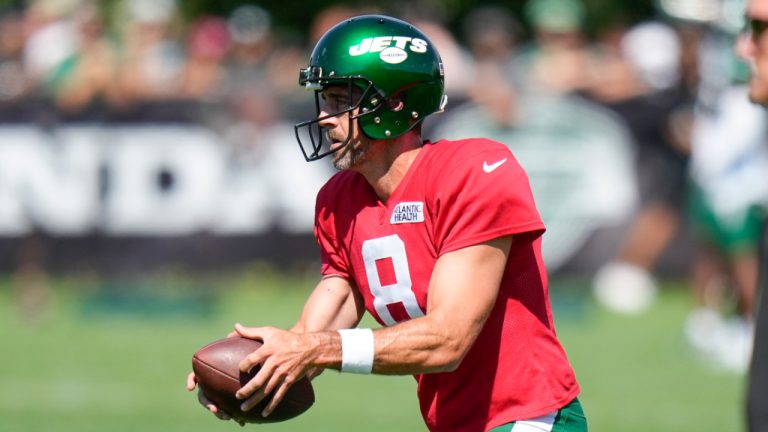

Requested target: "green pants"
[{"left": 489, "top": 398, "right": 587, "bottom": 432}]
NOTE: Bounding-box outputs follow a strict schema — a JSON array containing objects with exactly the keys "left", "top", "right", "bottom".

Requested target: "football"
[{"left": 192, "top": 336, "right": 315, "bottom": 423}]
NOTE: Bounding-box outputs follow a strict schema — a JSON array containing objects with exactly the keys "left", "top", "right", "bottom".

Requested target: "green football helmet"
[{"left": 294, "top": 15, "right": 447, "bottom": 162}]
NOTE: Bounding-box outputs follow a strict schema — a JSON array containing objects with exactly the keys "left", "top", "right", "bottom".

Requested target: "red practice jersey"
[{"left": 314, "top": 138, "right": 580, "bottom": 431}]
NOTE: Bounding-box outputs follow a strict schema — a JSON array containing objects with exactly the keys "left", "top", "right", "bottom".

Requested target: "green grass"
[
  {"left": 553, "top": 281, "right": 745, "bottom": 432},
  {"left": 0, "top": 272, "right": 745, "bottom": 431}
]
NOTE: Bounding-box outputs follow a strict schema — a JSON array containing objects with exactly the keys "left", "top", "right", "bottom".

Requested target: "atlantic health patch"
[{"left": 390, "top": 201, "right": 424, "bottom": 224}]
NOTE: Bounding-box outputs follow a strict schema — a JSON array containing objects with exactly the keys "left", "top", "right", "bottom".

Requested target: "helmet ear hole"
[{"left": 387, "top": 98, "right": 404, "bottom": 112}]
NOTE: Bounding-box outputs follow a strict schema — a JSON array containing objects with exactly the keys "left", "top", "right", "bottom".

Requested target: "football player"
[{"left": 189, "top": 15, "right": 586, "bottom": 431}]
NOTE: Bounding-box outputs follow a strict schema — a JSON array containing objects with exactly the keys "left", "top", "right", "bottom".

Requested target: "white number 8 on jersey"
[{"left": 361, "top": 235, "right": 425, "bottom": 326}]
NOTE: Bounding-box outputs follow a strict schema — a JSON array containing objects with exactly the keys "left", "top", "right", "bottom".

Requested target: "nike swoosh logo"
[{"left": 483, "top": 158, "right": 508, "bottom": 173}]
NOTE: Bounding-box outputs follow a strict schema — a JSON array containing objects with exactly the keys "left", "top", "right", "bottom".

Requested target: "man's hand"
[
  {"left": 234, "top": 323, "right": 328, "bottom": 418},
  {"left": 186, "top": 330, "right": 245, "bottom": 426},
  {"left": 185, "top": 372, "right": 245, "bottom": 426}
]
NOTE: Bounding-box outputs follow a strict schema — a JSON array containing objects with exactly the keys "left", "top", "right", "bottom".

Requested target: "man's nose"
[{"left": 317, "top": 107, "right": 339, "bottom": 128}]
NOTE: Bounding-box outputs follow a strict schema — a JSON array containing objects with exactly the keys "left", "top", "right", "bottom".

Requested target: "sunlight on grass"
[{"left": 0, "top": 273, "right": 746, "bottom": 432}]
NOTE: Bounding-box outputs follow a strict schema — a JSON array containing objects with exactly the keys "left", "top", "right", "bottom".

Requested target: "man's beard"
[{"left": 332, "top": 139, "right": 370, "bottom": 170}]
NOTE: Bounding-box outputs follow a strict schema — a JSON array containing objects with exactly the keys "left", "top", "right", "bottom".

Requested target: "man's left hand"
[{"left": 234, "top": 323, "right": 320, "bottom": 418}]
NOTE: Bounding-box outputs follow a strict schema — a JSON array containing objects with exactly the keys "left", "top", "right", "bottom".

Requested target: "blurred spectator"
[
  {"left": 180, "top": 16, "right": 230, "bottom": 101},
  {"left": 114, "top": 0, "right": 185, "bottom": 105},
  {"left": 457, "top": 4, "right": 524, "bottom": 115},
  {"left": 684, "top": 23, "right": 768, "bottom": 372},
  {"left": 49, "top": 2, "right": 120, "bottom": 120},
  {"left": 0, "top": 9, "right": 35, "bottom": 121},
  {"left": 685, "top": 83, "right": 766, "bottom": 372},
  {"left": 462, "top": 6, "right": 522, "bottom": 66},
  {"left": 224, "top": 5, "right": 273, "bottom": 89},
  {"left": 22, "top": 0, "right": 80, "bottom": 86},
  {"left": 518, "top": 0, "right": 592, "bottom": 95},
  {"left": 587, "top": 21, "right": 694, "bottom": 315},
  {"left": 223, "top": 5, "right": 307, "bottom": 122},
  {"left": 454, "top": 6, "right": 523, "bottom": 128}
]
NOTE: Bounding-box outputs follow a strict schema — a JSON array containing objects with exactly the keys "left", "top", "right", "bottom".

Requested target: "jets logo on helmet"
[
  {"left": 349, "top": 36, "right": 429, "bottom": 65},
  {"left": 349, "top": 36, "right": 429, "bottom": 56},
  {"left": 294, "top": 15, "right": 447, "bottom": 162}
]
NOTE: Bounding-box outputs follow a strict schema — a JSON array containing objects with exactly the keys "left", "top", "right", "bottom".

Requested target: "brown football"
[{"left": 191, "top": 336, "right": 315, "bottom": 423}]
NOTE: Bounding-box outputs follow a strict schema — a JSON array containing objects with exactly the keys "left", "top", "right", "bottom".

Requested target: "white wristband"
[{"left": 338, "top": 328, "right": 374, "bottom": 374}]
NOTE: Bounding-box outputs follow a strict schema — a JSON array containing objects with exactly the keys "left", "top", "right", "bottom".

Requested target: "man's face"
[
  {"left": 739, "top": 0, "right": 768, "bottom": 104},
  {"left": 319, "top": 85, "right": 372, "bottom": 171}
]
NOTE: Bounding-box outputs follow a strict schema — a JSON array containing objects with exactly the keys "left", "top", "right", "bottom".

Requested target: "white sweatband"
[{"left": 338, "top": 328, "right": 374, "bottom": 374}]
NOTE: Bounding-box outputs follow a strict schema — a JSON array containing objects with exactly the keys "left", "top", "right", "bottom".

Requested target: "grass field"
[{"left": 0, "top": 270, "right": 745, "bottom": 432}]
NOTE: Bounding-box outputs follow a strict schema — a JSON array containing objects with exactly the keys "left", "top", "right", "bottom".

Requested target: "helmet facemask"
[{"left": 294, "top": 68, "right": 384, "bottom": 162}]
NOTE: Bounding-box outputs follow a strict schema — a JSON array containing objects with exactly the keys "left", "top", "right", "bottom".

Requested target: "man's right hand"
[{"left": 187, "top": 370, "right": 245, "bottom": 426}]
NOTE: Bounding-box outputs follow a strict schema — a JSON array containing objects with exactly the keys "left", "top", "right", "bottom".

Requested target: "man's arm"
[
  {"left": 288, "top": 275, "right": 364, "bottom": 381},
  {"left": 368, "top": 235, "right": 511, "bottom": 373},
  {"left": 291, "top": 275, "right": 365, "bottom": 333},
  {"left": 235, "top": 235, "right": 512, "bottom": 416}
]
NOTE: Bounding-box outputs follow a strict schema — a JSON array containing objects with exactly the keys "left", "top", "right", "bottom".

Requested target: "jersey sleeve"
[
  {"left": 314, "top": 183, "right": 351, "bottom": 279},
  {"left": 430, "top": 139, "right": 545, "bottom": 255}
]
